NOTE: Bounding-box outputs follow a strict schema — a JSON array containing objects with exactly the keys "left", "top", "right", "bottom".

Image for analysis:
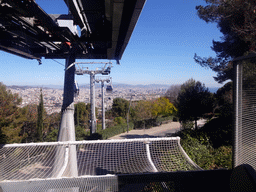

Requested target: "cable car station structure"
[
  {"left": 0, "top": 0, "right": 147, "bottom": 190},
  {"left": 1, "top": 0, "right": 256, "bottom": 192},
  {"left": 0, "top": 0, "right": 146, "bottom": 141}
]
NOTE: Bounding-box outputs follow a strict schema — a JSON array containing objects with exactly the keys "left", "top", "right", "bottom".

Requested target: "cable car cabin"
[
  {"left": 106, "top": 85, "right": 113, "bottom": 93},
  {"left": 102, "top": 67, "right": 111, "bottom": 75}
]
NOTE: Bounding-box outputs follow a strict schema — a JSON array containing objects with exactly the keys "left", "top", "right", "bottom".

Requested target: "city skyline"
[
  {"left": 0, "top": 0, "right": 225, "bottom": 89},
  {"left": 8, "top": 83, "right": 169, "bottom": 114}
]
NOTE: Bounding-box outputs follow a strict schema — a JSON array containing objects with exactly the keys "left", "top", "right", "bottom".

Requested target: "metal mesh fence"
[
  {"left": 0, "top": 137, "right": 201, "bottom": 191},
  {"left": 234, "top": 55, "right": 256, "bottom": 169}
]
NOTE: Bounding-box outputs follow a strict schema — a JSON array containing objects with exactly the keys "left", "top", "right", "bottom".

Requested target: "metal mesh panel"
[
  {"left": 234, "top": 57, "right": 256, "bottom": 169},
  {"left": 0, "top": 175, "right": 118, "bottom": 192},
  {"left": 0, "top": 137, "right": 200, "bottom": 191}
]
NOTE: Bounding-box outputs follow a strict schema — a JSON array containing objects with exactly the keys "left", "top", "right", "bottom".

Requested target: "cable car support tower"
[
  {"left": 96, "top": 76, "right": 112, "bottom": 130},
  {"left": 71, "top": 62, "right": 113, "bottom": 135}
]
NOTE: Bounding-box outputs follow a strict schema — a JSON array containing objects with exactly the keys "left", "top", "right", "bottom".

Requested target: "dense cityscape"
[{"left": 8, "top": 84, "right": 169, "bottom": 114}]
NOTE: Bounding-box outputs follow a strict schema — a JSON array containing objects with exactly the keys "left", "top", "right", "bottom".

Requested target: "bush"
[
  {"left": 133, "top": 116, "right": 173, "bottom": 129},
  {"left": 114, "top": 117, "right": 126, "bottom": 125},
  {"left": 45, "top": 128, "right": 58, "bottom": 142},
  {"left": 210, "top": 146, "right": 232, "bottom": 169},
  {"left": 178, "top": 127, "right": 232, "bottom": 170},
  {"left": 134, "top": 119, "right": 155, "bottom": 129},
  {"left": 76, "top": 125, "right": 90, "bottom": 141},
  {"left": 99, "top": 122, "right": 134, "bottom": 139},
  {"left": 198, "top": 116, "right": 232, "bottom": 148},
  {"left": 180, "top": 134, "right": 214, "bottom": 169},
  {"left": 156, "top": 116, "right": 173, "bottom": 124}
]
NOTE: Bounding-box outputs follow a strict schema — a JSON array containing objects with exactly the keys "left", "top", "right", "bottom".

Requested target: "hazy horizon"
[{"left": 6, "top": 83, "right": 220, "bottom": 93}]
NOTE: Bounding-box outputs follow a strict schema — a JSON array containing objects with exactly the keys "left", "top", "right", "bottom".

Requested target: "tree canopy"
[
  {"left": 176, "top": 79, "right": 214, "bottom": 129},
  {"left": 111, "top": 98, "right": 129, "bottom": 118},
  {"left": 133, "top": 100, "right": 153, "bottom": 122},
  {"left": 151, "top": 97, "right": 177, "bottom": 118},
  {"left": 194, "top": 0, "right": 256, "bottom": 83},
  {"left": 165, "top": 84, "right": 181, "bottom": 105},
  {"left": 74, "top": 102, "right": 90, "bottom": 128},
  {"left": 0, "top": 82, "right": 23, "bottom": 143}
]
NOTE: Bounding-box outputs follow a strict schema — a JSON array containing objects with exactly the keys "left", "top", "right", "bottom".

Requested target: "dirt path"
[{"left": 109, "top": 121, "right": 181, "bottom": 140}]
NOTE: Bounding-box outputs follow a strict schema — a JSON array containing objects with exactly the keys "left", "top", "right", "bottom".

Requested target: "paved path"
[{"left": 109, "top": 121, "right": 182, "bottom": 140}]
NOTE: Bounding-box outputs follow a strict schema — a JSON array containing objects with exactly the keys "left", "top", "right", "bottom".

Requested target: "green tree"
[
  {"left": 74, "top": 102, "right": 90, "bottom": 129},
  {"left": 176, "top": 79, "right": 214, "bottom": 129},
  {"left": 216, "top": 81, "right": 233, "bottom": 106},
  {"left": 44, "top": 112, "right": 61, "bottom": 142},
  {"left": 0, "top": 82, "right": 23, "bottom": 143},
  {"left": 114, "top": 116, "right": 126, "bottom": 125},
  {"left": 194, "top": 0, "right": 256, "bottom": 83},
  {"left": 151, "top": 97, "right": 177, "bottom": 118},
  {"left": 132, "top": 100, "right": 152, "bottom": 122},
  {"left": 36, "top": 89, "right": 44, "bottom": 142},
  {"left": 74, "top": 102, "right": 90, "bottom": 140},
  {"left": 111, "top": 98, "right": 129, "bottom": 118},
  {"left": 20, "top": 104, "right": 38, "bottom": 142},
  {"left": 165, "top": 84, "right": 181, "bottom": 105}
]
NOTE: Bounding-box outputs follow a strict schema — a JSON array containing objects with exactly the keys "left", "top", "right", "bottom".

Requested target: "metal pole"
[
  {"left": 127, "top": 95, "right": 134, "bottom": 133},
  {"left": 90, "top": 72, "right": 96, "bottom": 135},
  {"left": 53, "top": 51, "right": 78, "bottom": 186},
  {"left": 233, "top": 61, "right": 243, "bottom": 169},
  {"left": 102, "top": 81, "right": 106, "bottom": 130},
  {"left": 58, "top": 53, "right": 76, "bottom": 141}
]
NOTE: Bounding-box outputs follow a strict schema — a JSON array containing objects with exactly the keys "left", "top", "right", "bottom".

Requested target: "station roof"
[{"left": 0, "top": 0, "right": 146, "bottom": 62}]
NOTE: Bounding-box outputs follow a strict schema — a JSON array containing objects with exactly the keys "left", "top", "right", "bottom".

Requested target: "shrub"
[
  {"left": 180, "top": 134, "right": 214, "bottom": 169},
  {"left": 198, "top": 116, "right": 232, "bottom": 148},
  {"left": 179, "top": 129, "right": 232, "bottom": 170},
  {"left": 98, "top": 122, "right": 134, "bottom": 140},
  {"left": 45, "top": 128, "right": 58, "bottom": 142},
  {"left": 210, "top": 146, "right": 232, "bottom": 169},
  {"left": 156, "top": 116, "right": 173, "bottom": 124},
  {"left": 76, "top": 125, "right": 90, "bottom": 141},
  {"left": 114, "top": 116, "right": 126, "bottom": 125}
]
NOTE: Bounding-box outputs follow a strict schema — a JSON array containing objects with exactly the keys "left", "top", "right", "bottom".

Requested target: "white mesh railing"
[
  {"left": 0, "top": 137, "right": 201, "bottom": 191},
  {"left": 234, "top": 57, "right": 256, "bottom": 170}
]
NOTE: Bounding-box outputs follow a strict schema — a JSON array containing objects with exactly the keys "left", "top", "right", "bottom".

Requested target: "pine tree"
[
  {"left": 36, "top": 88, "right": 44, "bottom": 142},
  {"left": 176, "top": 79, "right": 214, "bottom": 129},
  {"left": 194, "top": 0, "right": 256, "bottom": 83}
]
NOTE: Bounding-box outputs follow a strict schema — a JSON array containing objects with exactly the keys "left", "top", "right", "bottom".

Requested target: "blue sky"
[{"left": 0, "top": 0, "right": 224, "bottom": 88}]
